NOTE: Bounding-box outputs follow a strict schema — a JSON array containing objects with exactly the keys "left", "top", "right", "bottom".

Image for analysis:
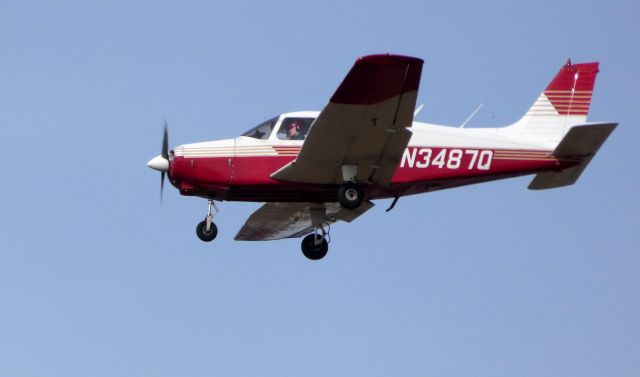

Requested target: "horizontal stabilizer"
[{"left": 528, "top": 122, "right": 617, "bottom": 190}]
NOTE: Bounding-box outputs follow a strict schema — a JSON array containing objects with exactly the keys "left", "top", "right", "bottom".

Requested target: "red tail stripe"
[{"left": 544, "top": 60, "right": 599, "bottom": 116}]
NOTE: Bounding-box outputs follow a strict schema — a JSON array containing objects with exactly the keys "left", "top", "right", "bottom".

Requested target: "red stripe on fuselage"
[{"left": 169, "top": 147, "right": 577, "bottom": 201}]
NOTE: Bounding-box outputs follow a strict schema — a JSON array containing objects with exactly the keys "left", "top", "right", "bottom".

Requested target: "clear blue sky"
[{"left": 1, "top": 1, "right": 638, "bottom": 376}]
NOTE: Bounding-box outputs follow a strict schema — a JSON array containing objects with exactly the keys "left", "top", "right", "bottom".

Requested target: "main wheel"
[
  {"left": 301, "top": 234, "right": 329, "bottom": 260},
  {"left": 196, "top": 220, "right": 218, "bottom": 242},
  {"left": 337, "top": 182, "right": 364, "bottom": 209}
]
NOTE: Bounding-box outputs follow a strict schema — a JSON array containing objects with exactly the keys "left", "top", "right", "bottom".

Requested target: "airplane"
[{"left": 147, "top": 54, "right": 617, "bottom": 260}]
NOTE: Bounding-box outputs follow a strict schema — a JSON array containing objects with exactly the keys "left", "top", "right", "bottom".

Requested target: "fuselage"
[
  {"left": 144, "top": 55, "right": 613, "bottom": 256},
  {"left": 167, "top": 111, "right": 577, "bottom": 202}
]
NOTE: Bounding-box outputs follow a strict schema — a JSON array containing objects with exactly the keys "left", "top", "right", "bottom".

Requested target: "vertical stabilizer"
[{"left": 503, "top": 60, "right": 600, "bottom": 142}]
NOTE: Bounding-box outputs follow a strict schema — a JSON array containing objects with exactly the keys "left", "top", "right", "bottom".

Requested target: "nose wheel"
[{"left": 196, "top": 199, "right": 219, "bottom": 242}]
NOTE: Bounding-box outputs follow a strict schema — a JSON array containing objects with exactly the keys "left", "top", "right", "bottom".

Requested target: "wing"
[
  {"left": 234, "top": 201, "right": 374, "bottom": 241},
  {"left": 271, "top": 54, "right": 424, "bottom": 187}
]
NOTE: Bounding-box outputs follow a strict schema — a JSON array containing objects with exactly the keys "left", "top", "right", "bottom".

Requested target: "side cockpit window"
[
  {"left": 241, "top": 116, "right": 278, "bottom": 140},
  {"left": 276, "top": 117, "right": 315, "bottom": 140}
]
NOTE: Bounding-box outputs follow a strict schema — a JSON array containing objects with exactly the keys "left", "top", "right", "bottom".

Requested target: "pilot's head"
[{"left": 287, "top": 121, "right": 301, "bottom": 138}]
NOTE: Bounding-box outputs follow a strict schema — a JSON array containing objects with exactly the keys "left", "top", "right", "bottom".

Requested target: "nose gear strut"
[{"left": 196, "top": 199, "right": 219, "bottom": 242}]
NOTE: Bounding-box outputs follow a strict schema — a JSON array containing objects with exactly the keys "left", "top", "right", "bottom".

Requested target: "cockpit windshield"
[{"left": 241, "top": 116, "right": 279, "bottom": 140}]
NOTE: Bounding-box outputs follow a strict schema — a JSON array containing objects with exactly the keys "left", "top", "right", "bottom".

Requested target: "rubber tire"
[
  {"left": 301, "top": 234, "right": 329, "bottom": 260},
  {"left": 337, "top": 182, "right": 364, "bottom": 210},
  {"left": 196, "top": 220, "right": 218, "bottom": 242}
]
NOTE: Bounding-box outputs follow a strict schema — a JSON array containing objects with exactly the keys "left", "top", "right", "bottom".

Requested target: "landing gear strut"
[
  {"left": 196, "top": 199, "right": 218, "bottom": 242},
  {"left": 301, "top": 223, "right": 330, "bottom": 260}
]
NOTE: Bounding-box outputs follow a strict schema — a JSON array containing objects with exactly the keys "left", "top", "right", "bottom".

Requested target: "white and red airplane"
[{"left": 147, "top": 54, "right": 616, "bottom": 260}]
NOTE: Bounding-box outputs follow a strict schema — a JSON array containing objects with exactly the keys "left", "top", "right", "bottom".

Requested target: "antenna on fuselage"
[
  {"left": 413, "top": 104, "right": 424, "bottom": 118},
  {"left": 459, "top": 103, "right": 484, "bottom": 128}
]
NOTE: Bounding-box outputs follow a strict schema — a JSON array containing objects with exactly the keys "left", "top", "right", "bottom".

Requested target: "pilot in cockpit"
[{"left": 286, "top": 121, "right": 305, "bottom": 140}]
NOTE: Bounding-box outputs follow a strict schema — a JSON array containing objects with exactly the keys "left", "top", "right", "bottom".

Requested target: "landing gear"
[
  {"left": 196, "top": 220, "right": 218, "bottom": 241},
  {"left": 196, "top": 199, "right": 218, "bottom": 242},
  {"left": 337, "top": 182, "right": 364, "bottom": 209},
  {"left": 301, "top": 223, "right": 330, "bottom": 260},
  {"left": 301, "top": 234, "right": 328, "bottom": 260}
]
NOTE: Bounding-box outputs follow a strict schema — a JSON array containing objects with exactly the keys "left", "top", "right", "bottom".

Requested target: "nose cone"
[{"left": 147, "top": 155, "right": 169, "bottom": 172}]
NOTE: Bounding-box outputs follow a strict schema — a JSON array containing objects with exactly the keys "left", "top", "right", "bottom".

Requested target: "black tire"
[
  {"left": 301, "top": 234, "right": 328, "bottom": 260},
  {"left": 337, "top": 182, "right": 364, "bottom": 209},
  {"left": 196, "top": 220, "right": 218, "bottom": 242}
]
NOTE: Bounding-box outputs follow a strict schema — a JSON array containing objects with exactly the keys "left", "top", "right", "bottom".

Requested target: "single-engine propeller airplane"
[{"left": 147, "top": 54, "right": 616, "bottom": 260}]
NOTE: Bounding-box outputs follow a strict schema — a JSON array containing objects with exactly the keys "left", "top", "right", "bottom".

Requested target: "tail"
[
  {"left": 528, "top": 122, "right": 617, "bottom": 189},
  {"left": 503, "top": 59, "right": 600, "bottom": 142}
]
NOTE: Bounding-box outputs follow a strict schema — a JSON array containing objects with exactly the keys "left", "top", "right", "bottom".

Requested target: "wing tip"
[
  {"left": 331, "top": 53, "right": 424, "bottom": 105},
  {"left": 357, "top": 53, "right": 424, "bottom": 65}
]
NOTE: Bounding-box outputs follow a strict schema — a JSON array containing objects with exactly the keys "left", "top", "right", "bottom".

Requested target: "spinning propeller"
[{"left": 146, "top": 122, "right": 170, "bottom": 203}]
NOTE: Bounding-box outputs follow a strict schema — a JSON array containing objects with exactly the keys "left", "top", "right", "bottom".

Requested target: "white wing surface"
[
  {"left": 235, "top": 201, "right": 374, "bottom": 241},
  {"left": 271, "top": 54, "right": 424, "bottom": 187}
]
